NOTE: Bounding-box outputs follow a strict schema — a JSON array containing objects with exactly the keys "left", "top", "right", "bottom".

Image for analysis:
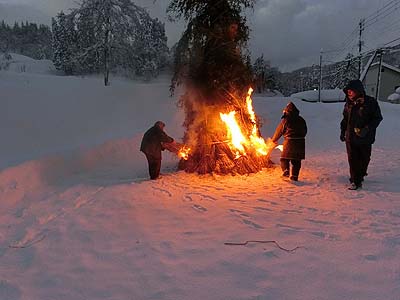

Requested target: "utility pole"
[
  {"left": 358, "top": 18, "right": 365, "bottom": 77},
  {"left": 375, "top": 49, "right": 383, "bottom": 101},
  {"left": 318, "top": 50, "right": 323, "bottom": 103}
]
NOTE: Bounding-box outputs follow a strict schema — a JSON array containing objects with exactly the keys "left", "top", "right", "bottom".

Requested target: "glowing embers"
[{"left": 178, "top": 145, "right": 191, "bottom": 160}]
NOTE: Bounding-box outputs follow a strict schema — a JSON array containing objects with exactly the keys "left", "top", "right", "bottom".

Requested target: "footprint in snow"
[
  {"left": 229, "top": 209, "right": 250, "bottom": 218},
  {"left": 242, "top": 219, "right": 264, "bottom": 229},
  {"left": 192, "top": 204, "right": 207, "bottom": 212},
  {"left": 183, "top": 195, "right": 193, "bottom": 202},
  {"left": 152, "top": 187, "right": 172, "bottom": 197}
]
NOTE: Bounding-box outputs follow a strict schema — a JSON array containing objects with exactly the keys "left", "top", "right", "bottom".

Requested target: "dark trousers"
[
  {"left": 145, "top": 153, "right": 161, "bottom": 180},
  {"left": 346, "top": 142, "right": 372, "bottom": 185},
  {"left": 280, "top": 159, "right": 301, "bottom": 178}
]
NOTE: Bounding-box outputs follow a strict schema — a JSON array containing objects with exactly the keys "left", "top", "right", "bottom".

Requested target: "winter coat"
[
  {"left": 340, "top": 80, "right": 383, "bottom": 145},
  {"left": 272, "top": 102, "right": 307, "bottom": 160},
  {"left": 140, "top": 125, "right": 174, "bottom": 160}
]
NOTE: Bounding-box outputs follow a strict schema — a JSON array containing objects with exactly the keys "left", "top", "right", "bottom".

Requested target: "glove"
[
  {"left": 354, "top": 127, "right": 368, "bottom": 138},
  {"left": 340, "top": 132, "right": 345, "bottom": 142}
]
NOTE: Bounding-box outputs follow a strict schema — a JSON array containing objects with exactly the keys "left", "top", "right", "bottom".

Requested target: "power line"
[
  {"left": 384, "top": 36, "right": 400, "bottom": 45},
  {"left": 364, "top": 0, "right": 400, "bottom": 28},
  {"left": 364, "top": 0, "right": 400, "bottom": 24}
]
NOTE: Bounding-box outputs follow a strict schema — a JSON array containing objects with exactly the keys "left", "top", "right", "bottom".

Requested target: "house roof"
[{"left": 370, "top": 62, "right": 400, "bottom": 74}]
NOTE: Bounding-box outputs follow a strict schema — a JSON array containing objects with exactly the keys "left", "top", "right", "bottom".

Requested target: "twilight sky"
[{"left": 1, "top": 0, "right": 398, "bottom": 71}]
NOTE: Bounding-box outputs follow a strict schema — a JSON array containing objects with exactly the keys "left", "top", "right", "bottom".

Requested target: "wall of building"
[{"left": 364, "top": 66, "right": 400, "bottom": 101}]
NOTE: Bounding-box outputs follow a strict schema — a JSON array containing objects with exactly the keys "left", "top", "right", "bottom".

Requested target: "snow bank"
[
  {"left": 0, "top": 53, "right": 56, "bottom": 74},
  {"left": 387, "top": 87, "right": 400, "bottom": 104},
  {"left": 291, "top": 89, "right": 345, "bottom": 103}
]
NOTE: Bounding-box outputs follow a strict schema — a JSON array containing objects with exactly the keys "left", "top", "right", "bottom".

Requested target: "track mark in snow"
[
  {"left": 257, "top": 199, "right": 279, "bottom": 206},
  {"left": 152, "top": 187, "right": 172, "bottom": 197},
  {"left": 305, "top": 219, "right": 333, "bottom": 225},
  {"left": 276, "top": 223, "right": 303, "bottom": 232},
  {"left": 202, "top": 195, "right": 217, "bottom": 201},
  {"left": 183, "top": 195, "right": 193, "bottom": 202},
  {"left": 281, "top": 209, "right": 303, "bottom": 214},
  {"left": 38, "top": 211, "right": 64, "bottom": 225},
  {"left": 242, "top": 219, "right": 264, "bottom": 229},
  {"left": 192, "top": 204, "right": 207, "bottom": 212},
  {"left": 310, "top": 231, "right": 326, "bottom": 238},
  {"left": 73, "top": 187, "right": 105, "bottom": 209},
  {"left": 224, "top": 195, "right": 246, "bottom": 203},
  {"left": 368, "top": 209, "right": 386, "bottom": 216},
  {"left": 253, "top": 206, "right": 273, "bottom": 212},
  {"left": 229, "top": 209, "right": 250, "bottom": 218}
]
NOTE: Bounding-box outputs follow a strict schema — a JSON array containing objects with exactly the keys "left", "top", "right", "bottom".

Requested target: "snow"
[
  {"left": 388, "top": 88, "right": 400, "bottom": 103},
  {"left": 1, "top": 59, "right": 400, "bottom": 300},
  {"left": 291, "top": 89, "right": 346, "bottom": 103},
  {"left": 0, "top": 53, "right": 56, "bottom": 74}
]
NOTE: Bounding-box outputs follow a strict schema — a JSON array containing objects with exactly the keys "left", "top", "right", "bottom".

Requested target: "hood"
[
  {"left": 343, "top": 79, "right": 365, "bottom": 96},
  {"left": 283, "top": 101, "right": 299, "bottom": 118}
]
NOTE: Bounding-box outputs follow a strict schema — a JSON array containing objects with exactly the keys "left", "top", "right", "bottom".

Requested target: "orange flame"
[
  {"left": 220, "top": 87, "right": 270, "bottom": 157},
  {"left": 220, "top": 111, "right": 246, "bottom": 158},
  {"left": 178, "top": 146, "right": 191, "bottom": 160}
]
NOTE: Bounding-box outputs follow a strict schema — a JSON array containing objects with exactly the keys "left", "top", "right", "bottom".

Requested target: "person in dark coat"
[
  {"left": 140, "top": 121, "right": 174, "bottom": 180},
  {"left": 271, "top": 102, "right": 307, "bottom": 181},
  {"left": 340, "top": 79, "right": 383, "bottom": 190}
]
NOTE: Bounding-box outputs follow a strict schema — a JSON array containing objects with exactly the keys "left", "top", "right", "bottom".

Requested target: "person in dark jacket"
[
  {"left": 140, "top": 121, "right": 174, "bottom": 180},
  {"left": 271, "top": 102, "right": 307, "bottom": 181},
  {"left": 340, "top": 79, "right": 383, "bottom": 190}
]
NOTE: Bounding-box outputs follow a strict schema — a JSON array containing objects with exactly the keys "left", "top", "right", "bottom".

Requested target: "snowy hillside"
[{"left": 1, "top": 63, "right": 400, "bottom": 300}]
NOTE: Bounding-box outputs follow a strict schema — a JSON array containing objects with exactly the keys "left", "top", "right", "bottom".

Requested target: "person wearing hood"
[
  {"left": 140, "top": 121, "right": 174, "bottom": 180},
  {"left": 340, "top": 79, "right": 383, "bottom": 190},
  {"left": 271, "top": 102, "right": 307, "bottom": 181}
]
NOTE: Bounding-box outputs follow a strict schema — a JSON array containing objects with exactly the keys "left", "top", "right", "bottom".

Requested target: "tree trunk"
[{"left": 104, "top": 16, "right": 110, "bottom": 86}]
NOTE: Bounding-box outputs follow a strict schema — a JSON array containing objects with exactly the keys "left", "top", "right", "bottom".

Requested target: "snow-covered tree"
[
  {"left": 57, "top": 0, "right": 169, "bottom": 85},
  {"left": 52, "top": 12, "right": 78, "bottom": 75},
  {"left": 333, "top": 53, "right": 358, "bottom": 89}
]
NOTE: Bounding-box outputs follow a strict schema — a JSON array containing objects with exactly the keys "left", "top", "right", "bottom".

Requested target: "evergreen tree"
[
  {"left": 169, "top": 0, "right": 255, "bottom": 96},
  {"left": 52, "top": 12, "right": 77, "bottom": 75},
  {"left": 0, "top": 20, "right": 52, "bottom": 59}
]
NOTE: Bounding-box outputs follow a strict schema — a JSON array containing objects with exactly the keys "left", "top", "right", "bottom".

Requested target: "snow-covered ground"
[{"left": 1, "top": 57, "right": 400, "bottom": 300}]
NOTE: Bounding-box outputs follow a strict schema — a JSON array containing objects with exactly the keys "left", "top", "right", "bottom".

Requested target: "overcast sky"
[{"left": 1, "top": 0, "right": 398, "bottom": 71}]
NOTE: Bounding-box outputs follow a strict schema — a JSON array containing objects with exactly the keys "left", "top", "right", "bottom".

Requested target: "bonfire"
[{"left": 166, "top": 0, "right": 276, "bottom": 174}]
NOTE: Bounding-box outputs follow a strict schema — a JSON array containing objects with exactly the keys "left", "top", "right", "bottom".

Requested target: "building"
[{"left": 363, "top": 62, "right": 400, "bottom": 102}]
